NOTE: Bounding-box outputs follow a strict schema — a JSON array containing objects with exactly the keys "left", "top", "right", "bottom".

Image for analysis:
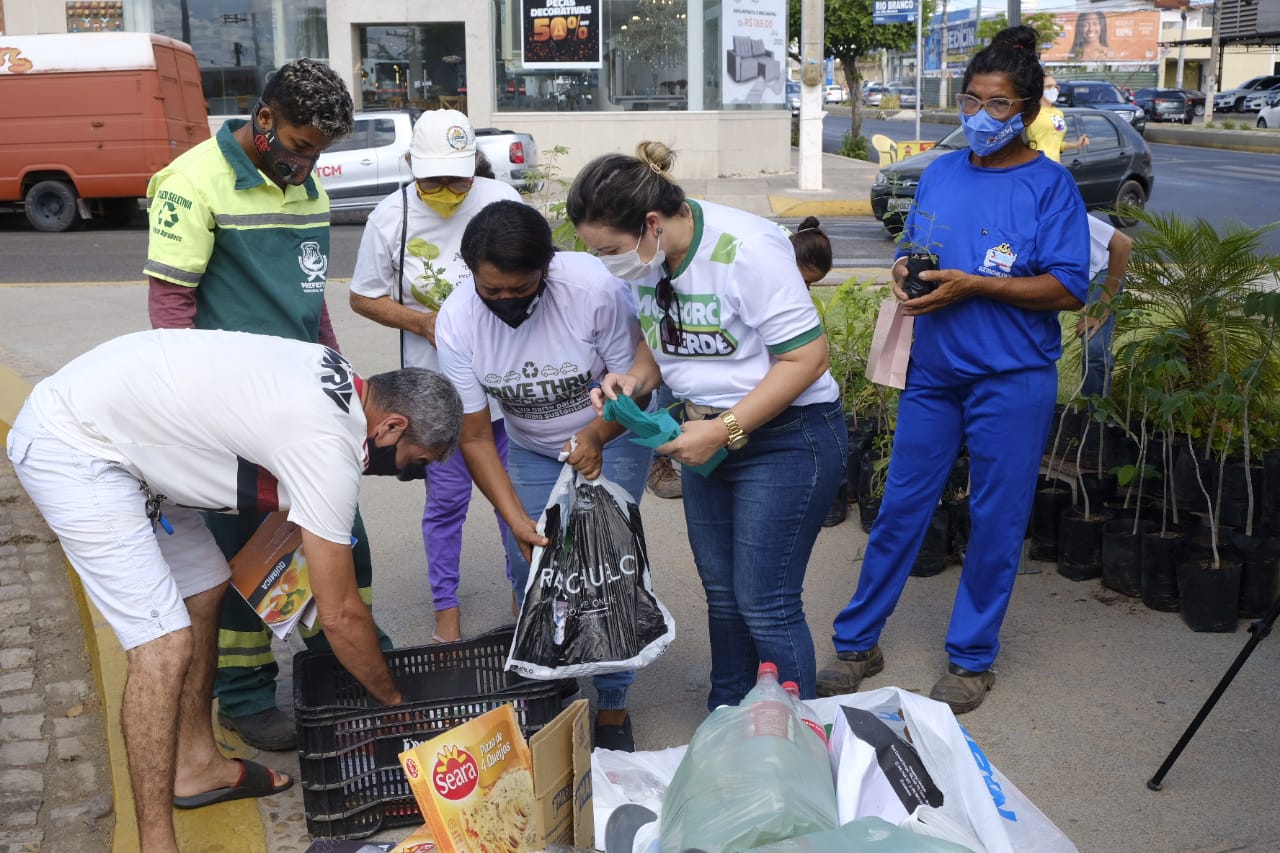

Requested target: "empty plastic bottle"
[
  {"left": 782, "top": 680, "right": 829, "bottom": 747},
  {"left": 659, "top": 662, "right": 838, "bottom": 852}
]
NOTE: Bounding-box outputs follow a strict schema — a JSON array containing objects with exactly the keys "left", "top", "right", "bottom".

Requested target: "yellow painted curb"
[
  {"left": 768, "top": 194, "right": 872, "bottom": 218},
  {"left": 0, "top": 365, "right": 267, "bottom": 853}
]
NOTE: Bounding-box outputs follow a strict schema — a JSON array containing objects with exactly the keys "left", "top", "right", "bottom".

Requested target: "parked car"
[
  {"left": 1242, "top": 83, "right": 1280, "bottom": 112},
  {"left": 1257, "top": 102, "right": 1280, "bottom": 129},
  {"left": 1132, "top": 88, "right": 1193, "bottom": 124},
  {"left": 870, "top": 107, "right": 1153, "bottom": 233},
  {"left": 1055, "top": 81, "right": 1147, "bottom": 135},
  {"left": 787, "top": 80, "right": 801, "bottom": 117},
  {"left": 863, "top": 83, "right": 887, "bottom": 107},
  {"left": 887, "top": 85, "right": 918, "bottom": 108},
  {"left": 1172, "top": 88, "right": 1207, "bottom": 116},
  {"left": 315, "top": 108, "right": 539, "bottom": 212},
  {"left": 1213, "top": 74, "right": 1280, "bottom": 112},
  {"left": 824, "top": 85, "right": 846, "bottom": 104}
]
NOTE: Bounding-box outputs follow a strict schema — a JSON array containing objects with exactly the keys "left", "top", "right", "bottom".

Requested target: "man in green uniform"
[{"left": 144, "top": 59, "right": 385, "bottom": 750}]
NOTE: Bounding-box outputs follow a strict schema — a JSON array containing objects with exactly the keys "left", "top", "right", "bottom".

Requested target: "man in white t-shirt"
[
  {"left": 349, "top": 109, "right": 523, "bottom": 643},
  {"left": 1080, "top": 216, "right": 1132, "bottom": 397},
  {"left": 5, "top": 329, "right": 462, "bottom": 853}
]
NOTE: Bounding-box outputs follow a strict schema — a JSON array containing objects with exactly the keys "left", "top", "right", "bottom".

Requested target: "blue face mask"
[{"left": 960, "top": 109, "right": 1026, "bottom": 157}]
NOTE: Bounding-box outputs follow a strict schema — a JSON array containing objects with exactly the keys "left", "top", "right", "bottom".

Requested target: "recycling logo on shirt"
[
  {"left": 522, "top": 361, "right": 539, "bottom": 378},
  {"left": 157, "top": 200, "right": 179, "bottom": 229}
]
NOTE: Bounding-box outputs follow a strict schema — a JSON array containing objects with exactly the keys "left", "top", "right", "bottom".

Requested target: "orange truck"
[{"left": 0, "top": 32, "right": 209, "bottom": 231}]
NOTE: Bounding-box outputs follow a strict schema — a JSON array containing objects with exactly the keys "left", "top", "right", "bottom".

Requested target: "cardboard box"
[
  {"left": 529, "top": 698, "right": 593, "bottom": 850},
  {"left": 397, "top": 700, "right": 594, "bottom": 852}
]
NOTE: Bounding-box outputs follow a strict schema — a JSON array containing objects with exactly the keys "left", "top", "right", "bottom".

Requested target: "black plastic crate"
[{"left": 294, "top": 628, "right": 564, "bottom": 839}]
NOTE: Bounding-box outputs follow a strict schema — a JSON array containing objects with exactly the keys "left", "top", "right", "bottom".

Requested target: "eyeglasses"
[
  {"left": 955, "top": 94, "right": 1028, "bottom": 119},
  {"left": 416, "top": 176, "right": 474, "bottom": 193},
  {"left": 654, "top": 276, "right": 684, "bottom": 350}
]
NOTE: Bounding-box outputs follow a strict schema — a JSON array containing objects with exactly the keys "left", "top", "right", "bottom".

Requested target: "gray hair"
[
  {"left": 261, "top": 58, "right": 354, "bottom": 139},
  {"left": 366, "top": 368, "right": 463, "bottom": 459}
]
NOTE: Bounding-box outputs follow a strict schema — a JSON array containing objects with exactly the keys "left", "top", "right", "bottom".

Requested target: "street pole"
[
  {"left": 799, "top": 0, "right": 824, "bottom": 190},
  {"left": 915, "top": 0, "right": 924, "bottom": 140},
  {"left": 1008, "top": 0, "right": 1019, "bottom": 29},
  {"left": 1205, "top": 0, "right": 1219, "bottom": 123},
  {"left": 939, "top": 0, "right": 949, "bottom": 109},
  {"left": 1176, "top": 9, "right": 1187, "bottom": 89}
]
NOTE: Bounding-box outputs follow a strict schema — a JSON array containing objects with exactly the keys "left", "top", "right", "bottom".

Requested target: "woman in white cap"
[{"left": 349, "top": 110, "right": 523, "bottom": 643}]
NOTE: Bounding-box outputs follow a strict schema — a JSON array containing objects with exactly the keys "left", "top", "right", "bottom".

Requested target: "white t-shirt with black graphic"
[
  {"left": 25, "top": 329, "right": 367, "bottom": 545},
  {"left": 435, "top": 252, "right": 642, "bottom": 456}
]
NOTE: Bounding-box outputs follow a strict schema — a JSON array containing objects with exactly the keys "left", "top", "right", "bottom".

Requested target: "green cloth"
[{"left": 603, "top": 395, "right": 726, "bottom": 477}]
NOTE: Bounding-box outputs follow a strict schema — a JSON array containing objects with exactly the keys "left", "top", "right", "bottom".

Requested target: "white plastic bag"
[
  {"left": 809, "top": 688, "right": 1077, "bottom": 853},
  {"left": 506, "top": 463, "right": 675, "bottom": 679}
]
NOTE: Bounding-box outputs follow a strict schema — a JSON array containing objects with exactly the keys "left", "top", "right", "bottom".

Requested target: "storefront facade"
[{"left": 4, "top": 0, "right": 792, "bottom": 177}]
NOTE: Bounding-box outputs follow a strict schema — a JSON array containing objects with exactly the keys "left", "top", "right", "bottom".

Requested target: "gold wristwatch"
[{"left": 720, "top": 410, "right": 749, "bottom": 451}]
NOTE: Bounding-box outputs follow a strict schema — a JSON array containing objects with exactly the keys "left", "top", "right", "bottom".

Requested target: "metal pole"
[
  {"left": 1176, "top": 10, "right": 1187, "bottom": 89},
  {"left": 1008, "top": 0, "right": 1019, "bottom": 29},
  {"left": 1204, "top": 0, "right": 1219, "bottom": 123},
  {"left": 799, "top": 0, "right": 824, "bottom": 190},
  {"left": 939, "top": 0, "right": 949, "bottom": 108},
  {"left": 915, "top": 0, "right": 924, "bottom": 140}
]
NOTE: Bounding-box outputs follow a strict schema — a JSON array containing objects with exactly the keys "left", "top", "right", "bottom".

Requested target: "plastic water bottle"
[
  {"left": 782, "top": 680, "right": 829, "bottom": 747},
  {"left": 658, "top": 663, "right": 838, "bottom": 852}
]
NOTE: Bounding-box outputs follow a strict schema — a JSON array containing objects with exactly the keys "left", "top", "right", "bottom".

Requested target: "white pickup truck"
[{"left": 315, "top": 108, "right": 538, "bottom": 212}]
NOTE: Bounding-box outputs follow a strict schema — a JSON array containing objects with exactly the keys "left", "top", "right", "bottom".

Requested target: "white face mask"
[
  {"left": 599, "top": 228, "right": 665, "bottom": 281},
  {"left": 1043, "top": 87, "right": 1059, "bottom": 105}
]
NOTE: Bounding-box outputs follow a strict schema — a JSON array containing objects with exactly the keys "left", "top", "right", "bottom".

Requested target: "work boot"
[
  {"left": 929, "top": 663, "right": 995, "bottom": 715},
  {"left": 217, "top": 707, "right": 298, "bottom": 751},
  {"left": 646, "top": 456, "right": 683, "bottom": 499},
  {"left": 815, "top": 645, "right": 884, "bottom": 697}
]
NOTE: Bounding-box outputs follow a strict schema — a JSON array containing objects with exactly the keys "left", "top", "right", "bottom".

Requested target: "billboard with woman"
[{"left": 1040, "top": 10, "right": 1160, "bottom": 63}]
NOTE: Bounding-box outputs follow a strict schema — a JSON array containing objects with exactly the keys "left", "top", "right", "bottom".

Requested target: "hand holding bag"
[
  {"left": 865, "top": 297, "right": 914, "bottom": 390},
  {"left": 506, "top": 463, "right": 675, "bottom": 679}
]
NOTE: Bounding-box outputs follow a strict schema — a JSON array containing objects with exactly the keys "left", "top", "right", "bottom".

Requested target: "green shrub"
[{"left": 839, "top": 133, "right": 870, "bottom": 161}]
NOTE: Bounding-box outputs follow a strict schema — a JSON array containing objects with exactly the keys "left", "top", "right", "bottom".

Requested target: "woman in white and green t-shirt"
[{"left": 567, "top": 142, "right": 849, "bottom": 709}]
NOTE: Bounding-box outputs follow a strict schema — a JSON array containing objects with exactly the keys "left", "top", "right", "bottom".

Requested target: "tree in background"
[
  {"left": 976, "top": 13, "right": 1065, "bottom": 49},
  {"left": 788, "top": 0, "right": 932, "bottom": 148}
]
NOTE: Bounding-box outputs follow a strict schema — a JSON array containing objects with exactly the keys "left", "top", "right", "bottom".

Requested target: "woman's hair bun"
[{"left": 991, "top": 25, "right": 1039, "bottom": 52}]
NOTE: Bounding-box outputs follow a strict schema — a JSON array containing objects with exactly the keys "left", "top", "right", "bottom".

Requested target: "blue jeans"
[
  {"left": 832, "top": 367, "right": 1055, "bottom": 672},
  {"left": 682, "top": 400, "right": 848, "bottom": 709},
  {"left": 505, "top": 435, "right": 653, "bottom": 711},
  {"left": 1081, "top": 273, "right": 1119, "bottom": 399}
]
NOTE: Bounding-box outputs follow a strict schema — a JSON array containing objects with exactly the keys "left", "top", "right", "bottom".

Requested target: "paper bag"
[{"left": 865, "top": 298, "right": 914, "bottom": 389}]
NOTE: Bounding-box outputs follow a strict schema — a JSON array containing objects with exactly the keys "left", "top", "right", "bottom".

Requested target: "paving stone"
[
  {"left": 56, "top": 735, "right": 88, "bottom": 761},
  {"left": 0, "top": 693, "right": 40, "bottom": 715},
  {"left": 0, "top": 647, "right": 34, "bottom": 669},
  {"left": 0, "top": 626, "right": 30, "bottom": 645},
  {"left": 0, "top": 769, "right": 42, "bottom": 794},
  {"left": 3, "top": 827, "right": 45, "bottom": 851},
  {"left": 50, "top": 715, "right": 89, "bottom": 738},
  {"left": 0, "top": 670, "right": 34, "bottom": 694},
  {"left": 0, "top": 569, "right": 23, "bottom": 585},
  {"left": 0, "top": 585, "right": 24, "bottom": 602},
  {"left": 0, "top": 740, "right": 48, "bottom": 765},
  {"left": 45, "top": 678, "right": 91, "bottom": 706},
  {"left": 1, "top": 808, "right": 37, "bottom": 828},
  {"left": 0, "top": 599, "right": 30, "bottom": 620},
  {"left": 20, "top": 542, "right": 47, "bottom": 555},
  {"left": 0, "top": 713, "right": 42, "bottom": 741}
]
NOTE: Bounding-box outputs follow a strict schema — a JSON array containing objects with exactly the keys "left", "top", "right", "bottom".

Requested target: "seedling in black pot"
[{"left": 903, "top": 252, "right": 939, "bottom": 299}]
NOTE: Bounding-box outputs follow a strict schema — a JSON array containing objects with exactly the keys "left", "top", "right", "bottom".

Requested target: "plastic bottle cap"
[
  {"left": 757, "top": 661, "right": 778, "bottom": 678},
  {"left": 781, "top": 680, "right": 800, "bottom": 695}
]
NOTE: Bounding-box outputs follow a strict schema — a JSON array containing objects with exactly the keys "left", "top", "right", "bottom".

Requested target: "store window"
[
  {"left": 150, "top": 0, "right": 328, "bottom": 114},
  {"left": 493, "top": 0, "right": 689, "bottom": 112},
  {"left": 357, "top": 24, "right": 467, "bottom": 112}
]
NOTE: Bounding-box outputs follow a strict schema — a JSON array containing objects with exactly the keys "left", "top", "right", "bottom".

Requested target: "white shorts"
[{"left": 5, "top": 407, "right": 231, "bottom": 651}]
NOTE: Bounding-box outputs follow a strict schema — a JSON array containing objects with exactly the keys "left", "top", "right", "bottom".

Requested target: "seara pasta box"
[{"left": 399, "top": 704, "right": 537, "bottom": 853}]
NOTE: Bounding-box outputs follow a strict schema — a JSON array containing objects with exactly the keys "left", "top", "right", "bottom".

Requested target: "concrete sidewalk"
[{"left": 3, "top": 136, "right": 1280, "bottom": 852}]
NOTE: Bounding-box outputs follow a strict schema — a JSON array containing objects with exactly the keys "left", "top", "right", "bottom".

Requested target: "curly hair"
[{"left": 261, "top": 58, "right": 354, "bottom": 140}]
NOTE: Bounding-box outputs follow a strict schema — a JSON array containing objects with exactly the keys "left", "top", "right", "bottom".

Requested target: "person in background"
[
  {"left": 570, "top": 142, "right": 848, "bottom": 709},
  {"left": 789, "top": 216, "right": 834, "bottom": 287},
  {"left": 144, "top": 59, "right": 378, "bottom": 751},
  {"left": 817, "top": 27, "right": 1090, "bottom": 714},
  {"left": 436, "top": 200, "right": 650, "bottom": 751},
  {"left": 1026, "top": 72, "right": 1088, "bottom": 161},
  {"left": 349, "top": 110, "right": 524, "bottom": 644},
  {"left": 7, "top": 329, "right": 461, "bottom": 853},
  {"left": 1079, "top": 217, "right": 1132, "bottom": 398}
]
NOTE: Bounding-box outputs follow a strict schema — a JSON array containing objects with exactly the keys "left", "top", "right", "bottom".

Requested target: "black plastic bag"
[{"left": 506, "top": 464, "right": 675, "bottom": 679}]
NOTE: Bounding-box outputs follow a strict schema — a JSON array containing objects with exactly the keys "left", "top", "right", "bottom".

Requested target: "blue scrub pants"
[{"left": 831, "top": 366, "right": 1056, "bottom": 672}]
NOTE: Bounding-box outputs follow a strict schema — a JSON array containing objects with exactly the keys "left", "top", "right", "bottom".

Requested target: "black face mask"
[
  {"left": 251, "top": 99, "right": 318, "bottom": 186},
  {"left": 362, "top": 437, "right": 427, "bottom": 481},
  {"left": 481, "top": 279, "right": 547, "bottom": 329}
]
